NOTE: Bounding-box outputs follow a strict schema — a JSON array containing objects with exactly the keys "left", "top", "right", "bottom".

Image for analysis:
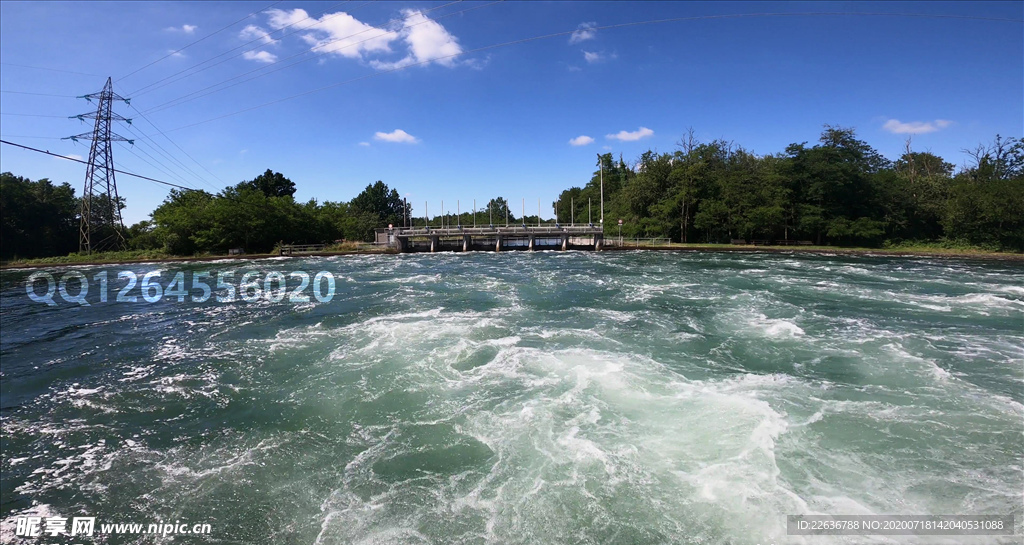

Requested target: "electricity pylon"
[{"left": 64, "top": 77, "right": 134, "bottom": 254}]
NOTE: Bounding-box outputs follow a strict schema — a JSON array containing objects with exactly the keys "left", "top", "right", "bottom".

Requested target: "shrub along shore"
[
  {"left": 4, "top": 128, "right": 1021, "bottom": 263},
  {"left": 3, "top": 243, "right": 1020, "bottom": 270}
]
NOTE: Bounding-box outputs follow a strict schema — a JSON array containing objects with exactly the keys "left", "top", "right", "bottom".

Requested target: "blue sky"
[{"left": 1, "top": 1, "right": 1021, "bottom": 225}]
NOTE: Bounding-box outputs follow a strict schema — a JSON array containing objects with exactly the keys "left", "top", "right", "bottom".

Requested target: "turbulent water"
[{"left": 1, "top": 252, "right": 1022, "bottom": 544}]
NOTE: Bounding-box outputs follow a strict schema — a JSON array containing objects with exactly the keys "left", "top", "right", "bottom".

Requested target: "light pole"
[{"left": 598, "top": 154, "right": 604, "bottom": 226}]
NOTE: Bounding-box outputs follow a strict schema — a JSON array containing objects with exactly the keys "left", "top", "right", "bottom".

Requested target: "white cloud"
[
  {"left": 582, "top": 50, "right": 617, "bottom": 64},
  {"left": 368, "top": 56, "right": 416, "bottom": 71},
  {"left": 606, "top": 127, "right": 654, "bottom": 141},
  {"left": 374, "top": 129, "right": 419, "bottom": 143},
  {"left": 167, "top": 49, "right": 186, "bottom": 58},
  {"left": 266, "top": 8, "right": 318, "bottom": 30},
  {"left": 463, "top": 55, "right": 490, "bottom": 71},
  {"left": 569, "top": 135, "right": 594, "bottom": 146},
  {"left": 264, "top": 8, "right": 464, "bottom": 71},
  {"left": 369, "top": 9, "right": 463, "bottom": 70},
  {"left": 55, "top": 153, "right": 83, "bottom": 161},
  {"left": 358, "top": 141, "right": 370, "bottom": 147},
  {"left": 268, "top": 8, "right": 397, "bottom": 59},
  {"left": 882, "top": 118, "right": 952, "bottom": 135},
  {"left": 243, "top": 51, "right": 278, "bottom": 63},
  {"left": 166, "top": 24, "right": 197, "bottom": 33},
  {"left": 240, "top": 24, "right": 279, "bottom": 46},
  {"left": 570, "top": 22, "right": 597, "bottom": 44}
]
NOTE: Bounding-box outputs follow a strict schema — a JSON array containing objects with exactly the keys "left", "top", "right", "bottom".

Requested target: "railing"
[
  {"left": 394, "top": 224, "right": 602, "bottom": 237},
  {"left": 279, "top": 244, "right": 327, "bottom": 255}
]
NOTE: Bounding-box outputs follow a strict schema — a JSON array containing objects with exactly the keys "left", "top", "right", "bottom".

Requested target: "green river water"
[{"left": 1, "top": 251, "right": 1021, "bottom": 544}]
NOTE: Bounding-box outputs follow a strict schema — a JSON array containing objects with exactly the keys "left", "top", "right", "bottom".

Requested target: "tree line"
[
  {"left": 2, "top": 126, "right": 1021, "bottom": 259},
  {"left": 557, "top": 127, "right": 1023, "bottom": 250},
  {"left": 124, "top": 172, "right": 414, "bottom": 255},
  {"left": 0, "top": 168, "right": 531, "bottom": 258}
]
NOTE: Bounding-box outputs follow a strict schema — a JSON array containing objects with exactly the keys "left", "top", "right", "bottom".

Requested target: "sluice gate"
[{"left": 378, "top": 226, "right": 605, "bottom": 253}]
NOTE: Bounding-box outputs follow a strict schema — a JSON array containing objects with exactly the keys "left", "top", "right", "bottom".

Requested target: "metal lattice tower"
[{"left": 64, "top": 77, "right": 134, "bottom": 254}]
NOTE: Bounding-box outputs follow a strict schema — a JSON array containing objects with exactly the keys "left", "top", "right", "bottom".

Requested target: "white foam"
[
  {"left": 739, "top": 312, "right": 805, "bottom": 339},
  {"left": 0, "top": 505, "right": 61, "bottom": 544},
  {"left": 996, "top": 285, "right": 1024, "bottom": 296},
  {"left": 763, "top": 319, "right": 805, "bottom": 338}
]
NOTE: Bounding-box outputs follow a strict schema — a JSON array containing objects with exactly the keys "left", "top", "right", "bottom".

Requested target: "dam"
[{"left": 377, "top": 225, "right": 605, "bottom": 252}]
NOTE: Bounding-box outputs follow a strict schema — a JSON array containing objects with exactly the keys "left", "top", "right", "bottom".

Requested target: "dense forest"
[
  {"left": 1, "top": 126, "right": 1021, "bottom": 259},
  {"left": 559, "top": 127, "right": 1023, "bottom": 250}
]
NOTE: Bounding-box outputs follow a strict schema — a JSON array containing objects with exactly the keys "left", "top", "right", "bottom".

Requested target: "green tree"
[
  {"left": 246, "top": 169, "right": 296, "bottom": 198},
  {"left": 0, "top": 172, "right": 79, "bottom": 258},
  {"left": 485, "top": 197, "right": 516, "bottom": 224},
  {"left": 785, "top": 126, "right": 889, "bottom": 244},
  {"left": 126, "top": 220, "right": 160, "bottom": 250},
  {"left": 945, "top": 136, "right": 1024, "bottom": 250},
  {"left": 349, "top": 181, "right": 405, "bottom": 231},
  {"left": 150, "top": 188, "right": 215, "bottom": 254},
  {"left": 878, "top": 141, "right": 955, "bottom": 241}
]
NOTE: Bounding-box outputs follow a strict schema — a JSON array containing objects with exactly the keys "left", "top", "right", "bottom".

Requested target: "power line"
[
  {"left": 158, "top": 9, "right": 1024, "bottom": 133},
  {"left": 116, "top": 132, "right": 209, "bottom": 188},
  {"left": 0, "top": 112, "right": 72, "bottom": 118},
  {"left": 0, "top": 139, "right": 198, "bottom": 191},
  {"left": 0, "top": 63, "right": 102, "bottom": 77},
  {"left": 110, "top": 83, "right": 227, "bottom": 191},
  {"left": 118, "top": 119, "right": 223, "bottom": 192},
  {"left": 0, "top": 134, "right": 63, "bottom": 140},
  {"left": 118, "top": 87, "right": 228, "bottom": 191},
  {"left": 141, "top": 0, "right": 468, "bottom": 115},
  {"left": 141, "top": 0, "right": 478, "bottom": 115},
  {"left": 128, "top": 0, "right": 366, "bottom": 98},
  {"left": 115, "top": 141, "right": 205, "bottom": 190},
  {"left": 117, "top": 0, "right": 284, "bottom": 83},
  {"left": 0, "top": 90, "right": 77, "bottom": 98},
  {"left": 50, "top": 80, "right": 223, "bottom": 193},
  {"left": 3, "top": 140, "right": 301, "bottom": 219}
]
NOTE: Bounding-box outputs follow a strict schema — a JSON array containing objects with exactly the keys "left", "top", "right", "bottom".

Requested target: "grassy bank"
[
  {"left": 603, "top": 241, "right": 1023, "bottom": 260},
  {"left": 3, "top": 249, "right": 178, "bottom": 266},
  {"left": 1, "top": 245, "right": 392, "bottom": 269},
  {"left": 3, "top": 242, "right": 1020, "bottom": 269}
]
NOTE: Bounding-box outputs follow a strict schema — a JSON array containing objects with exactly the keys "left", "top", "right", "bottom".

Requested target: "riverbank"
[
  {"left": 3, "top": 243, "right": 1022, "bottom": 270},
  {"left": 601, "top": 243, "right": 1024, "bottom": 261},
  {"left": 0, "top": 248, "right": 396, "bottom": 270}
]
